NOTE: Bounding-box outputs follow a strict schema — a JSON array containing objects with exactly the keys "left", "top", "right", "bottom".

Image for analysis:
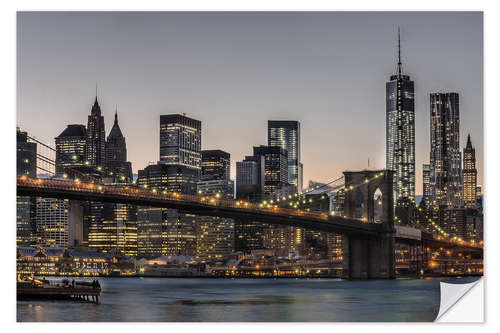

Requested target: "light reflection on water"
[{"left": 16, "top": 277, "right": 478, "bottom": 322}]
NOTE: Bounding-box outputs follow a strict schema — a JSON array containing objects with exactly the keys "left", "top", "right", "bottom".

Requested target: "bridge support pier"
[{"left": 342, "top": 233, "right": 395, "bottom": 279}]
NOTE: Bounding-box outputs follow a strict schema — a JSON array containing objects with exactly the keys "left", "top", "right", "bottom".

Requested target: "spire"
[
  {"left": 397, "top": 26, "right": 402, "bottom": 77},
  {"left": 466, "top": 133, "right": 473, "bottom": 149},
  {"left": 114, "top": 105, "right": 118, "bottom": 125}
]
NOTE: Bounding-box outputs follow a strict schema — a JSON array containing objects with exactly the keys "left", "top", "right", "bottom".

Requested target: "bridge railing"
[{"left": 18, "top": 176, "right": 332, "bottom": 223}]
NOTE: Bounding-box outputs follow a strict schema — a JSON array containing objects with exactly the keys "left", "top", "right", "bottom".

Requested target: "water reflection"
[{"left": 17, "top": 277, "right": 479, "bottom": 322}]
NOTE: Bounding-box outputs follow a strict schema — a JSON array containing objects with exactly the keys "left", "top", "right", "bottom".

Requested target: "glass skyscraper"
[
  {"left": 386, "top": 29, "right": 415, "bottom": 205},
  {"left": 429, "top": 92, "right": 462, "bottom": 208},
  {"left": 268, "top": 120, "right": 302, "bottom": 192},
  {"left": 55, "top": 124, "right": 87, "bottom": 177}
]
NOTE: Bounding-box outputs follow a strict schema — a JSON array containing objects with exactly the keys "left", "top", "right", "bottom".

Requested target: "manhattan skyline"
[{"left": 16, "top": 12, "right": 483, "bottom": 194}]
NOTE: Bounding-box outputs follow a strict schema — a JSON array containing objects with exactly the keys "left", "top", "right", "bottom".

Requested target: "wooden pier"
[{"left": 17, "top": 279, "right": 101, "bottom": 303}]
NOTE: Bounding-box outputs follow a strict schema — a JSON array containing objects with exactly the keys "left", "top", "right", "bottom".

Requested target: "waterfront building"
[
  {"left": 88, "top": 202, "right": 138, "bottom": 256},
  {"left": 386, "top": 29, "right": 415, "bottom": 205},
  {"left": 439, "top": 208, "right": 483, "bottom": 242},
  {"left": 196, "top": 216, "right": 234, "bottom": 259},
  {"left": 36, "top": 198, "right": 84, "bottom": 248},
  {"left": 268, "top": 120, "right": 303, "bottom": 192},
  {"left": 17, "top": 128, "right": 37, "bottom": 246},
  {"left": 55, "top": 124, "right": 87, "bottom": 177},
  {"left": 136, "top": 164, "right": 199, "bottom": 258},
  {"left": 105, "top": 110, "right": 132, "bottom": 183},
  {"left": 463, "top": 134, "right": 478, "bottom": 208},
  {"left": 86, "top": 96, "right": 106, "bottom": 169},
  {"left": 201, "top": 149, "right": 230, "bottom": 181},
  {"left": 429, "top": 92, "right": 462, "bottom": 208}
]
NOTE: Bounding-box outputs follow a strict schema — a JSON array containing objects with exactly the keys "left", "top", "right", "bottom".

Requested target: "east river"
[{"left": 17, "top": 276, "right": 479, "bottom": 322}]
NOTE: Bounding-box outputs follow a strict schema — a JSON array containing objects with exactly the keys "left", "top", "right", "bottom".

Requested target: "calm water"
[{"left": 17, "top": 277, "right": 478, "bottom": 322}]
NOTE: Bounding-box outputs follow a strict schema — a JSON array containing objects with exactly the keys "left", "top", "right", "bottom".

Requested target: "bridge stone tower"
[{"left": 342, "top": 170, "right": 396, "bottom": 279}]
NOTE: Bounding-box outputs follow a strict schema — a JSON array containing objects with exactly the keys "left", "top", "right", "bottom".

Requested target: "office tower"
[
  {"left": 235, "top": 155, "right": 265, "bottom": 253},
  {"left": 201, "top": 150, "right": 230, "bottom": 181},
  {"left": 429, "top": 92, "right": 462, "bottom": 208},
  {"left": 159, "top": 114, "right": 201, "bottom": 169},
  {"left": 137, "top": 114, "right": 201, "bottom": 258},
  {"left": 86, "top": 96, "right": 106, "bottom": 168},
  {"left": 197, "top": 179, "right": 234, "bottom": 199},
  {"left": 268, "top": 120, "right": 302, "bottom": 192},
  {"left": 422, "top": 164, "right": 431, "bottom": 207},
  {"left": 236, "top": 155, "right": 264, "bottom": 201},
  {"left": 105, "top": 110, "right": 133, "bottom": 183},
  {"left": 253, "top": 145, "right": 289, "bottom": 196},
  {"left": 16, "top": 128, "right": 37, "bottom": 246},
  {"left": 88, "top": 202, "right": 138, "bottom": 256},
  {"left": 386, "top": 28, "right": 415, "bottom": 204},
  {"left": 463, "top": 134, "right": 478, "bottom": 208},
  {"left": 55, "top": 124, "right": 87, "bottom": 177},
  {"left": 36, "top": 198, "right": 83, "bottom": 248},
  {"left": 196, "top": 217, "right": 234, "bottom": 259}
]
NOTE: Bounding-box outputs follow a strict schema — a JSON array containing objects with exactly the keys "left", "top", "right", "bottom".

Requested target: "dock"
[{"left": 17, "top": 278, "right": 101, "bottom": 303}]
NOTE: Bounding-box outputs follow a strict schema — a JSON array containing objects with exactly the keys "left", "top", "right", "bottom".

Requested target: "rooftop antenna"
[
  {"left": 397, "top": 26, "right": 402, "bottom": 77},
  {"left": 368, "top": 157, "right": 370, "bottom": 169}
]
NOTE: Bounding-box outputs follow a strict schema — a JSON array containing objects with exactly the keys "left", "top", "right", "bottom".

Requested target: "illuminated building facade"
[
  {"left": 86, "top": 97, "right": 106, "bottom": 168},
  {"left": 201, "top": 150, "right": 230, "bottom": 181},
  {"left": 268, "top": 120, "right": 302, "bottom": 192},
  {"left": 196, "top": 216, "right": 234, "bottom": 259},
  {"left": 386, "top": 29, "right": 415, "bottom": 205},
  {"left": 429, "top": 92, "right": 462, "bottom": 208},
  {"left": 463, "top": 134, "right": 478, "bottom": 208},
  {"left": 137, "top": 114, "right": 201, "bottom": 258},
  {"left": 36, "top": 198, "right": 84, "bottom": 248},
  {"left": 253, "top": 145, "right": 289, "bottom": 196},
  {"left": 17, "top": 128, "right": 37, "bottom": 246},
  {"left": 197, "top": 179, "right": 234, "bottom": 199},
  {"left": 422, "top": 164, "right": 431, "bottom": 207},
  {"left": 159, "top": 114, "right": 201, "bottom": 169},
  {"left": 89, "top": 202, "right": 138, "bottom": 256},
  {"left": 55, "top": 124, "right": 87, "bottom": 177}
]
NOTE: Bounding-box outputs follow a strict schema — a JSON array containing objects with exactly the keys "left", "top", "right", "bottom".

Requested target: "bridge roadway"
[
  {"left": 16, "top": 176, "right": 483, "bottom": 252},
  {"left": 17, "top": 177, "right": 382, "bottom": 236}
]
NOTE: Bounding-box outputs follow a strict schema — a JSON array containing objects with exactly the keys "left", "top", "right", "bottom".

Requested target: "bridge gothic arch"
[{"left": 341, "top": 170, "right": 396, "bottom": 279}]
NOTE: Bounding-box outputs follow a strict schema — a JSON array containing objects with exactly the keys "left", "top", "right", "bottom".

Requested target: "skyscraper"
[
  {"left": 429, "top": 92, "right": 462, "bottom": 208},
  {"left": 105, "top": 110, "right": 132, "bottom": 182},
  {"left": 55, "top": 124, "right": 87, "bottom": 177},
  {"left": 268, "top": 120, "right": 302, "bottom": 192},
  {"left": 16, "top": 128, "right": 37, "bottom": 246},
  {"left": 253, "top": 145, "right": 289, "bottom": 196},
  {"left": 386, "top": 28, "right": 415, "bottom": 205},
  {"left": 86, "top": 97, "right": 106, "bottom": 168},
  {"left": 201, "top": 150, "right": 230, "bottom": 181},
  {"left": 159, "top": 114, "right": 201, "bottom": 169},
  {"left": 463, "top": 134, "right": 478, "bottom": 208},
  {"left": 422, "top": 164, "right": 431, "bottom": 207},
  {"left": 136, "top": 114, "right": 202, "bottom": 258}
]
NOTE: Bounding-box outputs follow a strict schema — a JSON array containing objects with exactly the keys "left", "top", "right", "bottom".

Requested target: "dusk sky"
[{"left": 16, "top": 12, "right": 483, "bottom": 194}]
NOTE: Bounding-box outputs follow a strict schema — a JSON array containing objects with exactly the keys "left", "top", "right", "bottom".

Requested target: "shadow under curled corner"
[{"left": 435, "top": 277, "right": 483, "bottom": 322}]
